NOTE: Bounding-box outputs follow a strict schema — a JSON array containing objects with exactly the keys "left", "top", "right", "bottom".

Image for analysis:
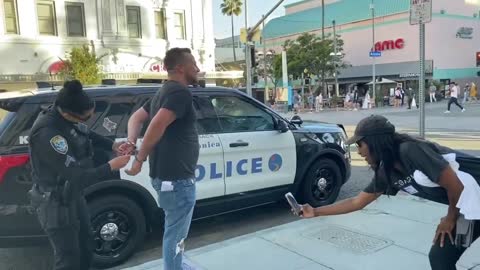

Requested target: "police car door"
[
  {"left": 192, "top": 95, "right": 226, "bottom": 200},
  {"left": 210, "top": 93, "right": 296, "bottom": 194}
]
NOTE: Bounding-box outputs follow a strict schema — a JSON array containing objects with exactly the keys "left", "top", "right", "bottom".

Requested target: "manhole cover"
[{"left": 303, "top": 225, "right": 392, "bottom": 254}]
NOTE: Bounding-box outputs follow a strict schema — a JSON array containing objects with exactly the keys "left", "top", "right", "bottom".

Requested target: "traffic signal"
[
  {"left": 250, "top": 46, "right": 257, "bottom": 68},
  {"left": 476, "top": 52, "right": 480, "bottom": 67}
]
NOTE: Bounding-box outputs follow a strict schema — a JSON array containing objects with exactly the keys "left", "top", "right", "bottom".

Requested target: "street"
[{"left": 1, "top": 101, "right": 479, "bottom": 270}]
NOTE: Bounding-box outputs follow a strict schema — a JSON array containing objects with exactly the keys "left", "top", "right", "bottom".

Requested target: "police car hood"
[{"left": 297, "top": 122, "right": 343, "bottom": 133}]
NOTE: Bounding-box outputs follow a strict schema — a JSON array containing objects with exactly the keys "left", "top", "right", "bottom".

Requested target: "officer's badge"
[{"left": 50, "top": 135, "right": 68, "bottom": 155}]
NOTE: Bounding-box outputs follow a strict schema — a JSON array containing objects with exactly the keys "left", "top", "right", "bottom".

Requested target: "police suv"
[{"left": 0, "top": 84, "right": 351, "bottom": 268}]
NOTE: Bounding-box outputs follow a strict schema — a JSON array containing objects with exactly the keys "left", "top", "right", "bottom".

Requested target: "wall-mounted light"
[
  {"left": 34, "top": 52, "right": 38, "bottom": 57},
  {"left": 138, "top": 53, "right": 142, "bottom": 57},
  {"left": 440, "top": 9, "right": 446, "bottom": 14}
]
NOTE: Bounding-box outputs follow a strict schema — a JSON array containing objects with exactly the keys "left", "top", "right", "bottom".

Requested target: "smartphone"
[{"left": 285, "top": 192, "right": 303, "bottom": 216}]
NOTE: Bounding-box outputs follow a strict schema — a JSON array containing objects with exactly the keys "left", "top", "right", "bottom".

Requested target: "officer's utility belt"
[{"left": 28, "top": 181, "right": 73, "bottom": 207}]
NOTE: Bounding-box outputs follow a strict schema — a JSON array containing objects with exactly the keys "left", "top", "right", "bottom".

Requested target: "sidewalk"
[{"left": 122, "top": 194, "right": 480, "bottom": 270}]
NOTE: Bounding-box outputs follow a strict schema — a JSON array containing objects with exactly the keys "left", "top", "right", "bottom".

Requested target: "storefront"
[{"left": 263, "top": 0, "right": 480, "bottom": 94}]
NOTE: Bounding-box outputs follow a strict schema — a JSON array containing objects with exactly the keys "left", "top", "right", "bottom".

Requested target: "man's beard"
[{"left": 187, "top": 74, "right": 198, "bottom": 85}]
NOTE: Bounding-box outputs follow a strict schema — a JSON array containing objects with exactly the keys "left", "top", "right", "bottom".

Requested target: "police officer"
[{"left": 28, "top": 80, "right": 131, "bottom": 270}]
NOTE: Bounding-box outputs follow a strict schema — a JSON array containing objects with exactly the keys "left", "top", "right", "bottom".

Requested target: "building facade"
[
  {"left": 264, "top": 0, "right": 480, "bottom": 89},
  {"left": 0, "top": 0, "right": 216, "bottom": 84}
]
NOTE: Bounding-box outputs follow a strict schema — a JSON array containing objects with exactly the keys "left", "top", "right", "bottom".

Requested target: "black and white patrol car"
[{"left": 0, "top": 84, "right": 351, "bottom": 268}]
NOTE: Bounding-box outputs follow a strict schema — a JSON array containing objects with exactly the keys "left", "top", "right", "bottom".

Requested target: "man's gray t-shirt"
[{"left": 143, "top": 81, "right": 199, "bottom": 181}]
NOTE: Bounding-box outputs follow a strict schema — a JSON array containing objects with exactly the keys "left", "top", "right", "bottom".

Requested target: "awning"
[
  {"left": 337, "top": 60, "right": 433, "bottom": 79},
  {"left": 48, "top": 61, "right": 65, "bottom": 74},
  {"left": 367, "top": 78, "right": 397, "bottom": 85}
]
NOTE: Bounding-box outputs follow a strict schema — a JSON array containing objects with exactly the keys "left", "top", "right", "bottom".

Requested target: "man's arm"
[
  {"left": 135, "top": 108, "right": 176, "bottom": 161},
  {"left": 127, "top": 106, "right": 150, "bottom": 144}
]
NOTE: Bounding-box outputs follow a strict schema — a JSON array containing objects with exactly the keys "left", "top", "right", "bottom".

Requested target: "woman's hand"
[
  {"left": 433, "top": 217, "right": 456, "bottom": 247},
  {"left": 299, "top": 204, "right": 315, "bottom": 218}
]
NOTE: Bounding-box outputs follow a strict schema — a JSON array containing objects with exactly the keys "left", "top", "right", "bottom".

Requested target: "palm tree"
[{"left": 220, "top": 0, "right": 243, "bottom": 62}]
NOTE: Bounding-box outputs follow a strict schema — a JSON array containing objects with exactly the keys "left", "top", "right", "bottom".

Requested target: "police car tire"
[
  {"left": 88, "top": 195, "right": 147, "bottom": 268},
  {"left": 302, "top": 159, "right": 342, "bottom": 207}
]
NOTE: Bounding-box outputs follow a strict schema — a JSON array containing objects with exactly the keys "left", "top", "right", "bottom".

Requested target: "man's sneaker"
[
  {"left": 444, "top": 110, "right": 451, "bottom": 113},
  {"left": 462, "top": 108, "right": 466, "bottom": 112}
]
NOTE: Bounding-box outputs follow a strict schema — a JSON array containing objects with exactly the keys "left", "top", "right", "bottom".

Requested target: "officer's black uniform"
[{"left": 29, "top": 106, "right": 114, "bottom": 270}]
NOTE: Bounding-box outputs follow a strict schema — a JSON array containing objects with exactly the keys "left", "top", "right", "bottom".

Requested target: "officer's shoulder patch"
[{"left": 50, "top": 135, "right": 68, "bottom": 155}]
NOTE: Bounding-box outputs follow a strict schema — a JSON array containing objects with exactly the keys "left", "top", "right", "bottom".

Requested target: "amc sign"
[{"left": 373, "top": 38, "right": 405, "bottom": 51}]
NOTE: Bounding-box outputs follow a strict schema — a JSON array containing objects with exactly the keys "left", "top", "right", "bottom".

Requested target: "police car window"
[
  {"left": 211, "top": 96, "right": 275, "bottom": 133},
  {"left": 0, "top": 104, "right": 41, "bottom": 146},
  {"left": 194, "top": 96, "right": 222, "bottom": 134},
  {"left": 85, "top": 101, "right": 108, "bottom": 128},
  {"left": 92, "top": 102, "right": 132, "bottom": 137}
]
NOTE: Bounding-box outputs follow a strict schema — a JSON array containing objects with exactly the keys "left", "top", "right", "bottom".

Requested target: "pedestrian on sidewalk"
[
  {"left": 470, "top": 82, "right": 478, "bottom": 102},
  {"left": 394, "top": 87, "right": 402, "bottom": 107},
  {"left": 352, "top": 88, "right": 359, "bottom": 111},
  {"left": 445, "top": 82, "right": 465, "bottom": 113},
  {"left": 406, "top": 87, "right": 418, "bottom": 109},
  {"left": 401, "top": 87, "right": 405, "bottom": 106},
  {"left": 315, "top": 93, "right": 323, "bottom": 112},
  {"left": 429, "top": 83, "right": 437, "bottom": 103},
  {"left": 462, "top": 83, "right": 470, "bottom": 104},
  {"left": 298, "top": 115, "right": 480, "bottom": 270},
  {"left": 294, "top": 91, "right": 302, "bottom": 113},
  {"left": 125, "top": 48, "right": 200, "bottom": 270}
]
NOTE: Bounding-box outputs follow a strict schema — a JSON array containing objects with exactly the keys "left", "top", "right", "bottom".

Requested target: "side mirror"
[
  {"left": 290, "top": 115, "right": 303, "bottom": 126},
  {"left": 277, "top": 120, "right": 289, "bottom": 133}
]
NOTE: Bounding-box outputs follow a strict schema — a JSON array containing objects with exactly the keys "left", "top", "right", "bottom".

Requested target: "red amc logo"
[{"left": 373, "top": 38, "right": 405, "bottom": 51}]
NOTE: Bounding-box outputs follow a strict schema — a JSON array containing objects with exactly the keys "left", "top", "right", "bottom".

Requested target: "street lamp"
[
  {"left": 330, "top": 51, "right": 342, "bottom": 97},
  {"left": 331, "top": 19, "right": 341, "bottom": 96},
  {"left": 370, "top": 0, "right": 376, "bottom": 103}
]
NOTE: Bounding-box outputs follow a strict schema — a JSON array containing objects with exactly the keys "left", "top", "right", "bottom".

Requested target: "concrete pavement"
[{"left": 122, "top": 194, "right": 479, "bottom": 270}]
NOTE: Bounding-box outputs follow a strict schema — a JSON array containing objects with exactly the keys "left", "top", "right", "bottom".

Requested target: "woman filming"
[{"left": 299, "top": 115, "right": 480, "bottom": 270}]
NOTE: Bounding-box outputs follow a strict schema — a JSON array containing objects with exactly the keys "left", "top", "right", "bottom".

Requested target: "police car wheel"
[
  {"left": 88, "top": 195, "right": 147, "bottom": 268},
  {"left": 302, "top": 159, "right": 342, "bottom": 207}
]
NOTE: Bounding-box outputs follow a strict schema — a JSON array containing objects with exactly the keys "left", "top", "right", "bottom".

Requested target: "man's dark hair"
[
  {"left": 164, "top": 48, "right": 192, "bottom": 72},
  {"left": 55, "top": 80, "right": 94, "bottom": 114}
]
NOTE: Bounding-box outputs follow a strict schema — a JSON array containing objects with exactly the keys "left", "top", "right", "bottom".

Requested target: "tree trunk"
[{"left": 231, "top": 15, "right": 237, "bottom": 62}]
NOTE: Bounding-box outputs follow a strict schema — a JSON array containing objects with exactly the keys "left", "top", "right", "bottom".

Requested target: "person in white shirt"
[
  {"left": 445, "top": 82, "right": 465, "bottom": 113},
  {"left": 429, "top": 84, "right": 437, "bottom": 103},
  {"left": 315, "top": 93, "right": 323, "bottom": 112}
]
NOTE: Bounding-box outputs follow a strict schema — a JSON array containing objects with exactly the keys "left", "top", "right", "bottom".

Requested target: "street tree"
[
  {"left": 59, "top": 43, "right": 105, "bottom": 85},
  {"left": 220, "top": 0, "right": 242, "bottom": 62},
  {"left": 283, "top": 33, "right": 348, "bottom": 95},
  {"left": 257, "top": 52, "right": 282, "bottom": 98}
]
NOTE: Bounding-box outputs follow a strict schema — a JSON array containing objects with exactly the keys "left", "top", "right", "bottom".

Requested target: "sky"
[{"left": 212, "top": 0, "right": 299, "bottom": 39}]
